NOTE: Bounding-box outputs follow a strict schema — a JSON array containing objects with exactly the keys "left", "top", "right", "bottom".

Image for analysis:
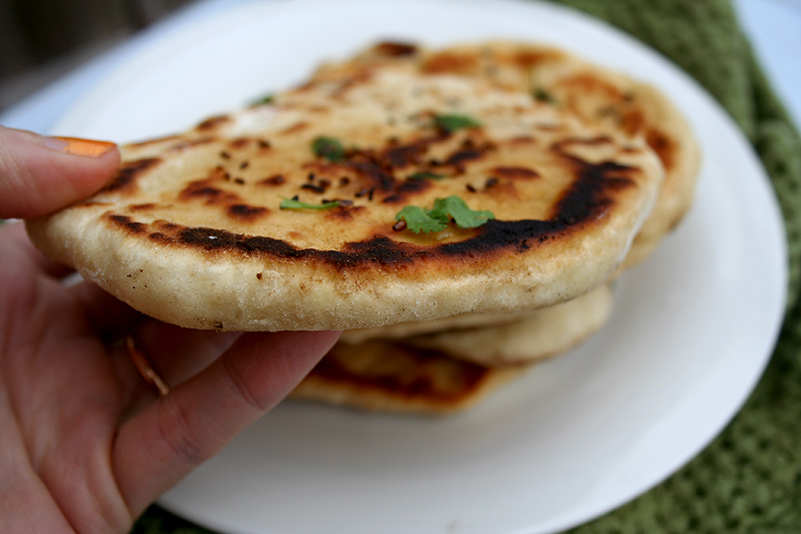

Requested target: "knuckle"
[
  {"left": 223, "top": 354, "right": 271, "bottom": 413},
  {"left": 156, "top": 396, "right": 211, "bottom": 467}
]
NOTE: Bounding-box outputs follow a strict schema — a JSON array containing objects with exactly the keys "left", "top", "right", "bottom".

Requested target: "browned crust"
[
  {"left": 98, "top": 141, "right": 638, "bottom": 272},
  {"left": 290, "top": 340, "right": 523, "bottom": 414},
  {"left": 26, "top": 41, "right": 666, "bottom": 332}
]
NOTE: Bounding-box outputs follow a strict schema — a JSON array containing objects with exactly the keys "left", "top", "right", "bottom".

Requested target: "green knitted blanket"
[{"left": 132, "top": 0, "right": 801, "bottom": 532}]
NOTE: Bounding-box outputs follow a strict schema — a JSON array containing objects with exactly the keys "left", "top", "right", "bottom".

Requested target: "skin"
[{"left": 0, "top": 125, "right": 340, "bottom": 533}]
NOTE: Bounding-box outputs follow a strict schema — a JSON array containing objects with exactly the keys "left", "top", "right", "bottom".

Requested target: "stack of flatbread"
[{"left": 27, "top": 41, "right": 699, "bottom": 415}]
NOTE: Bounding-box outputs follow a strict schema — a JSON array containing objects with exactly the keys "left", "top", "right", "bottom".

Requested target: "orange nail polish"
[{"left": 52, "top": 136, "right": 116, "bottom": 158}]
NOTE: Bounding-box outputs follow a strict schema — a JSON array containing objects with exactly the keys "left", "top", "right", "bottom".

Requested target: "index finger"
[
  {"left": 0, "top": 221, "right": 75, "bottom": 279},
  {"left": 112, "top": 329, "right": 340, "bottom": 515}
]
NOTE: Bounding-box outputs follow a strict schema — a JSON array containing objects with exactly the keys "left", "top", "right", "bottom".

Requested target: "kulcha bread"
[
  {"left": 290, "top": 339, "right": 525, "bottom": 415},
  {"left": 340, "top": 307, "right": 540, "bottom": 344},
  {"left": 340, "top": 283, "right": 611, "bottom": 359},
  {"left": 26, "top": 48, "right": 664, "bottom": 332},
  {"left": 311, "top": 41, "right": 700, "bottom": 268},
  {"left": 290, "top": 43, "right": 698, "bottom": 414},
  {"left": 290, "top": 284, "right": 613, "bottom": 414},
  {"left": 24, "top": 40, "right": 699, "bottom": 415},
  {"left": 404, "top": 283, "right": 613, "bottom": 367}
]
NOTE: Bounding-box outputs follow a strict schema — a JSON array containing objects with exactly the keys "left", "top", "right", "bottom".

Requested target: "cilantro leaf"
[
  {"left": 428, "top": 196, "right": 495, "bottom": 228},
  {"left": 250, "top": 93, "right": 275, "bottom": 106},
  {"left": 433, "top": 113, "right": 482, "bottom": 134},
  {"left": 280, "top": 198, "right": 340, "bottom": 210},
  {"left": 395, "top": 206, "right": 447, "bottom": 234},
  {"left": 395, "top": 196, "right": 494, "bottom": 233},
  {"left": 312, "top": 136, "right": 346, "bottom": 162},
  {"left": 532, "top": 87, "right": 557, "bottom": 104}
]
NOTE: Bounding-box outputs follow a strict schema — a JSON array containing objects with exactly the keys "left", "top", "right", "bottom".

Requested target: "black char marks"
[
  {"left": 179, "top": 177, "right": 241, "bottom": 205},
  {"left": 106, "top": 141, "right": 638, "bottom": 271},
  {"left": 311, "top": 343, "right": 488, "bottom": 401},
  {"left": 227, "top": 203, "right": 269, "bottom": 222},
  {"left": 350, "top": 160, "right": 396, "bottom": 194},
  {"left": 108, "top": 156, "right": 635, "bottom": 269},
  {"left": 103, "top": 158, "right": 162, "bottom": 194},
  {"left": 171, "top": 227, "right": 415, "bottom": 268},
  {"left": 492, "top": 166, "right": 540, "bottom": 180},
  {"left": 372, "top": 41, "right": 420, "bottom": 57},
  {"left": 196, "top": 115, "right": 232, "bottom": 131},
  {"left": 167, "top": 136, "right": 216, "bottom": 152},
  {"left": 300, "top": 135, "right": 488, "bottom": 205},
  {"left": 553, "top": 157, "right": 635, "bottom": 225},
  {"left": 179, "top": 178, "right": 267, "bottom": 223},
  {"left": 101, "top": 212, "right": 414, "bottom": 268},
  {"left": 443, "top": 148, "right": 484, "bottom": 167},
  {"left": 108, "top": 214, "right": 147, "bottom": 234},
  {"left": 382, "top": 142, "right": 427, "bottom": 168},
  {"left": 434, "top": 138, "right": 494, "bottom": 173},
  {"left": 258, "top": 174, "right": 286, "bottom": 186}
]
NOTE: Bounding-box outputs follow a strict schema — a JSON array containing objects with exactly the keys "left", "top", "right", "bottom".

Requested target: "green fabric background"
[{"left": 132, "top": 0, "right": 801, "bottom": 532}]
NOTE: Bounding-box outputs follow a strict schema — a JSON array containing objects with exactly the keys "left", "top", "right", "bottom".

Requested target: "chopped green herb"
[
  {"left": 395, "top": 195, "right": 494, "bottom": 234},
  {"left": 433, "top": 113, "right": 482, "bottom": 134},
  {"left": 395, "top": 205, "right": 448, "bottom": 233},
  {"left": 250, "top": 93, "right": 275, "bottom": 106},
  {"left": 532, "top": 87, "right": 557, "bottom": 104},
  {"left": 408, "top": 171, "right": 445, "bottom": 181},
  {"left": 429, "top": 196, "right": 495, "bottom": 228},
  {"left": 280, "top": 198, "right": 340, "bottom": 210},
  {"left": 312, "top": 136, "right": 346, "bottom": 162}
]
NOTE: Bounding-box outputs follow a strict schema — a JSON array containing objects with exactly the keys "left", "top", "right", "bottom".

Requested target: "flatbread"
[
  {"left": 27, "top": 45, "right": 663, "bottom": 331},
  {"left": 291, "top": 285, "right": 611, "bottom": 413},
  {"left": 406, "top": 283, "right": 613, "bottom": 366},
  {"left": 290, "top": 340, "right": 524, "bottom": 414},
  {"left": 341, "top": 282, "right": 610, "bottom": 349},
  {"left": 340, "top": 308, "right": 536, "bottom": 344},
  {"left": 312, "top": 41, "right": 700, "bottom": 268}
]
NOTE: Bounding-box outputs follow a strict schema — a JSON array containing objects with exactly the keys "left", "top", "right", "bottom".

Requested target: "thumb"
[{"left": 0, "top": 125, "right": 120, "bottom": 219}]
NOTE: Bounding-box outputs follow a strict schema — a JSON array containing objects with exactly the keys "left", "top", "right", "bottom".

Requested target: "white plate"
[{"left": 54, "top": 1, "right": 788, "bottom": 533}]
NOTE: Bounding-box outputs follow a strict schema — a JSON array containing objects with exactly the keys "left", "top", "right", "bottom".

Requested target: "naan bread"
[
  {"left": 406, "top": 284, "right": 613, "bottom": 366},
  {"left": 27, "top": 45, "right": 663, "bottom": 331},
  {"left": 291, "top": 284, "right": 611, "bottom": 414},
  {"left": 340, "top": 308, "right": 536, "bottom": 344},
  {"left": 313, "top": 41, "right": 700, "bottom": 268},
  {"left": 290, "top": 340, "right": 524, "bottom": 414},
  {"left": 342, "top": 282, "right": 610, "bottom": 350}
]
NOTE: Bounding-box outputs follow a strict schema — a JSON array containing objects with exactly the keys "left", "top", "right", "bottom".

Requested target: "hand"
[{"left": 0, "top": 126, "right": 340, "bottom": 533}]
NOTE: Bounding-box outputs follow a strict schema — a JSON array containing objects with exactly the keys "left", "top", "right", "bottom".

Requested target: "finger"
[
  {"left": 0, "top": 125, "right": 119, "bottom": 219},
  {"left": 113, "top": 330, "right": 340, "bottom": 515},
  {"left": 134, "top": 322, "right": 241, "bottom": 386},
  {"left": 70, "top": 280, "right": 146, "bottom": 342},
  {"left": 112, "top": 322, "right": 242, "bottom": 410},
  {"left": 0, "top": 221, "right": 75, "bottom": 279},
  {"left": 0, "top": 419, "right": 77, "bottom": 534}
]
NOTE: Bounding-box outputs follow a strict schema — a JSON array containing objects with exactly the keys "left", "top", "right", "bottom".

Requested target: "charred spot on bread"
[
  {"left": 103, "top": 158, "right": 162, "bottom": 194},
  {"left": 372, "top": 41, "right": 420, "bottom": 57}
]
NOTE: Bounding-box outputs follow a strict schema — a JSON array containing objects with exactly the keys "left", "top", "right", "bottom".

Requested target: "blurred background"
[
  {"left": 1, "top": 0, "right": 799, "bottom": 127},
  {"left": 0, "top": 0, "right": 194, "bottom": 111}
]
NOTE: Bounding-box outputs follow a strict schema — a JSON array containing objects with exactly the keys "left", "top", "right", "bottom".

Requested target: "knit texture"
[{"left": 131, "top": 0, "right": 801, "bottom": 532}]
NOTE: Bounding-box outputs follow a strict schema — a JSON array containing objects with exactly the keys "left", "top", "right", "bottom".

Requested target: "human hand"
[{"left": 0, "top": 126, "right": 340, "bottom": 533}]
